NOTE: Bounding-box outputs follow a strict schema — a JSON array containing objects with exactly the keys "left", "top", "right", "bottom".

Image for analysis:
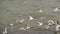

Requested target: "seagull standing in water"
[
  {"left": 39, "top": 10, "right": 43, "bottom": 13},
  {"left": 37, "top": 21, "right": 49, "bottom": 29},
  {"left": 48, "top": 20, "right": 55, "bottom": 26},
  {"left": 38, "top": 8, "right": 43, "bottom": 13},
  {"left": 26, "top": 25, "right": 30, "bottom": 30},
  {"left": 54, "top": 8, "right": 60, "bottom": 11},
  {"left": 10, "top": 23, "right": 13, "bottom": 26},
  {"left": 29, "top": 16, "right": 34, "bottom": 20},
  {"left": 45, "top": 20, "right": 55, "bottom": 29},
  {"left": 37, "top": 21, "right": 43, "bottom": 26},
  {"left": 55, "top": 21, "right": 60, "bottom": 31},
  {"left": 10, "top": 23, "right": 14, "bottom": 29},
  {"left": 3, "top": 27, "right": 8, "bottom": 34},
  {"left": 19, "top": 19, "right": 24, "bottom": 23}
]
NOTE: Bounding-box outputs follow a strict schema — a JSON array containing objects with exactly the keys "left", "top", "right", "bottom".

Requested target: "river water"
[{"left": 0, "top": 0, "right": 60, "bottom": 34}]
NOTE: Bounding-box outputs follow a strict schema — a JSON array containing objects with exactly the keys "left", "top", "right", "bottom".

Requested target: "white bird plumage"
[
  {"left": 48, "top": 20, "right": 55, "bottom": 26},
  {"left": 3, "top": 27, "right": 7, "bottom": 34},
  {"left": 19, "top": 19, "right": 24, "bottom": 23},
  {"left": 29, "top": 16, "right": 34, "bottom": 20},
  {"left": 26, "top": 25, "right": 30, "bottom": 29},
  {"left": 4, "top": 27, "right": 7, "bottom": 33},
  {"left": 56, "top": 25, "right": 60, "bottom": 31},
  {"left": 55, "top": 21, "right": 60, "bottom": 31},
  {"left": 10, "top": 23, "right": 13, "bottom": 26},
  {"left": 39, "top": 10, "right": 43, "bottom": 13},
  {"left": 37, "top": 22, "right": 43, "bottom": 26},
  {"left": 54, "top": 8, "right": 58, "bottom": 11},
  {"left": 54, "top": 8, "right": 60, "bottom": 11}
]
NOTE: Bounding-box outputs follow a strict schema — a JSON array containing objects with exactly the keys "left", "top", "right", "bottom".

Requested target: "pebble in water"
[
  {"left": 19, "top": 27, "right": 26, "bottom": 31},
  {"left": 38, "top": 8, "right": 43, "bottom": 13},
  {"left": 48, "top": 20, "right": 55, "bottom": 26},
  {"left": 29, "top": 16, "right": 34, "bottom": 20}
]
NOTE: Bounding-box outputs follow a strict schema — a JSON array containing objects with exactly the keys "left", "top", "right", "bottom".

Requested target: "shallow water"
[{"left": 0, "top": 0, "right": 60, "bottom": 34}]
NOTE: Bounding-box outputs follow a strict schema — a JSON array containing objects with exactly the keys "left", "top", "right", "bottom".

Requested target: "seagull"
[
  {"left": 48, "top": 20, "right": 55, "bottom": 26},
  {"left": 55, "top": 21, "right": 60, "bottom": 31},
  {"left": 19, "top": 27, "right": 26, "bottom": 31},
  {"left": 54, "top": 8, "right": 60, "bottom": 11},
  {"left": 26, "top": 25, "right": 30, "bottom": 29},
  {"left": 29, "top": 16, "right": 34, "bottom": 20},
  {"left": 4, "top": 27, "right": 7, "bottom": 33},
  {"left": 54, "top": 8, "right": 58, "bottom": 11},
  {"left": 39, "top": 10, "right": 43, "bottom": 13},
  {"left": 10, "top": 23, "right": 13, "bottom": 26},
  {"left": 37, "top": 21, "right": 43, "bottom": 26},
  {"left": 56, "top": 25, "right": 60, "bottom": 31},
  {"left": 19, "top": 19, "right": 24, "bottom": 23},
  {"left": 38, "top": 8, "right": 43, "bottom": 13},
  {"left": 3, "top": 27, "right": 8, "bottom": 34}
]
